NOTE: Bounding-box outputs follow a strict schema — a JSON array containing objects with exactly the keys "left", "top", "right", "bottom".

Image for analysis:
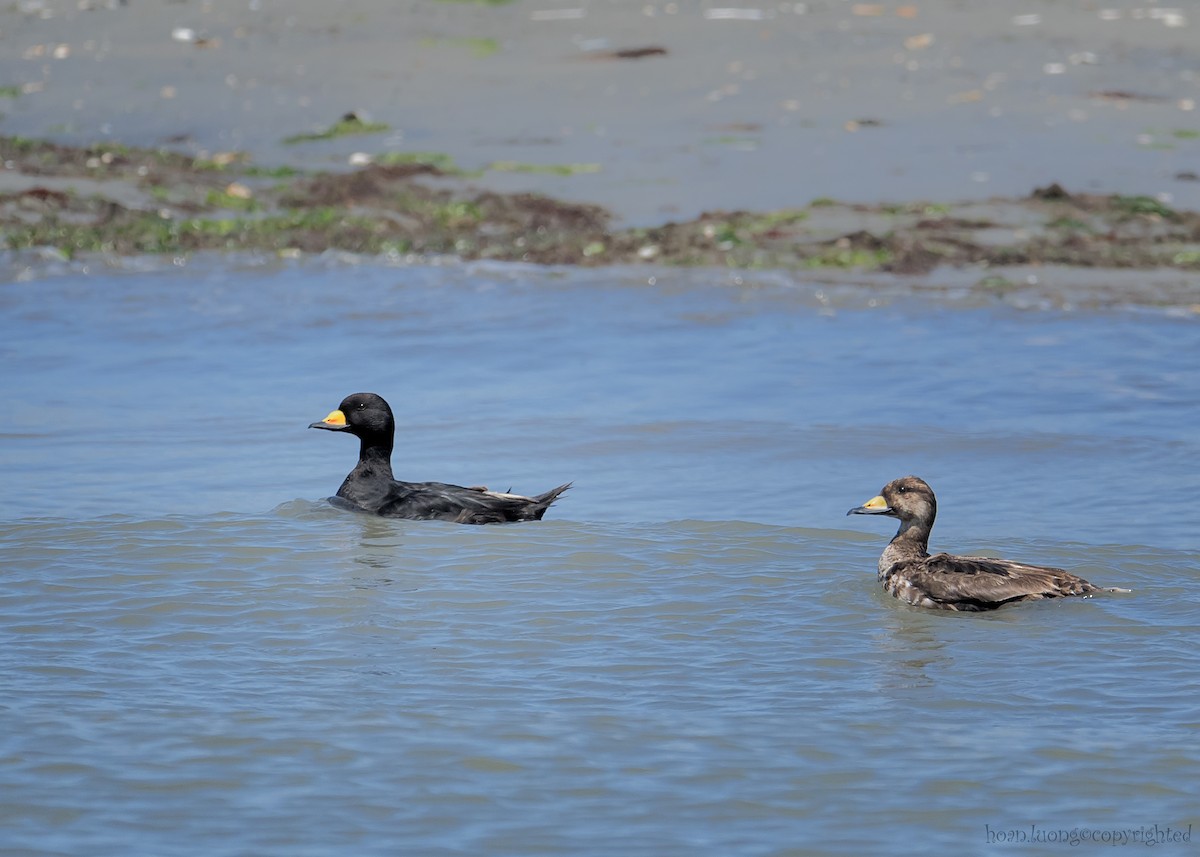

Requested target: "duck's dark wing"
[
  {"left": 897, "top": 553, "right": 1101, "bottom": 611},
  {"left": 377, "top": 480, "right": 571, "bottom": 524}
]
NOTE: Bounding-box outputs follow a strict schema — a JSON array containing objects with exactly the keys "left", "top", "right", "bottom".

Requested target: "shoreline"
[
  {"left": 2, "top": 1, "right": 1198, "bottom": 223},
  {"left": 2, "top": 1, "right": 1198, "bottom": 307},
  {"left": 1, "top": 134, "right": 1199, "bottom": 311}
]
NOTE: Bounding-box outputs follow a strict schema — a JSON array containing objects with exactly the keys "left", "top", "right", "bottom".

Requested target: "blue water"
[{"left": 1, "top": 259, "right": 1198, "bottom": 855}]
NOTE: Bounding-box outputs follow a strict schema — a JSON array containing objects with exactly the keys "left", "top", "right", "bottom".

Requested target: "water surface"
[{"left": 1, "top": 260, "right": 1197, "bottom": 855}]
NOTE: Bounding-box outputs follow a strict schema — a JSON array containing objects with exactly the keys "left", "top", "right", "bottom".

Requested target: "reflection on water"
[
  {"left": 1, "top": 260, "right": 1198, "bottom": 855},
  {"left": 870, "top": 616, "right": 951, "bottom": 690}
]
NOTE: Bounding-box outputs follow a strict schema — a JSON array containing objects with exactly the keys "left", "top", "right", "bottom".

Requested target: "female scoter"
[
  {"left": 309, "top": 392, "right": 570, "bottom": 523},
  {"left": 846, "top": 475, "right": 1126, "bottom": 611}
]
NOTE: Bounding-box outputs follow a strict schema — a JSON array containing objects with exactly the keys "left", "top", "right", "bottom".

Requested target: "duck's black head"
[
  {"left": 309, "top": 392, "right": 395, "bottom": 444},
  {"left": 847, "top": 475, "right": 937, "bottom": 528}
]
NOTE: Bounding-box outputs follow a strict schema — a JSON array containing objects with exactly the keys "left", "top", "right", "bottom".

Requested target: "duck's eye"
[{"left": 897, "top": 485, "right": 908, "bottom": 493}]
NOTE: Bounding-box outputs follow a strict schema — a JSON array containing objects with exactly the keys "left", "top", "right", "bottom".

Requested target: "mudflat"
[{"left": 1, "top": 0, "right": 1198, "bottom": 304}]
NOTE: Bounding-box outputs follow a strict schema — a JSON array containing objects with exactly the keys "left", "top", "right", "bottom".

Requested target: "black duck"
[{"left": 310, "top": 392, "right": 570, "bottom": 524}]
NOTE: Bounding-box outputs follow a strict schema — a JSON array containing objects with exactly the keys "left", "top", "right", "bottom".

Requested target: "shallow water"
[{"left": 1, "top": 260, "right": 1198, "bottom": 855}]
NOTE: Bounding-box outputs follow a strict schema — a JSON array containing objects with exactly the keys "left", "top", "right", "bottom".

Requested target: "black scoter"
[
  {"left": 310, "top": 392, "right": 570, "bottom": 523},
  {"left": 847, "top": 475, "right": 1126, "bottom": 611}
]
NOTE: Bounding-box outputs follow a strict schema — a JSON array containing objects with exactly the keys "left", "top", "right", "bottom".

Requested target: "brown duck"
[
  {"left": 310, "top": 392, "right": 570, "bottom": 524},
  {"left": 847, "top": 476, "right": 1127, "bottom": 611}
]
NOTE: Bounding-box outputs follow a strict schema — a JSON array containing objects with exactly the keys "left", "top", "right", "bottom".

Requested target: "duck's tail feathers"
[{"left": 529, "top": 482, "right": 572, "bottom": 518}]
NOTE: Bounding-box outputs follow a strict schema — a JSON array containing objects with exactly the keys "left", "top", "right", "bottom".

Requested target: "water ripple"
[
  {"left": 3, "top": 263, "right": 1199, "bottom": 854},
  {"left": 1, "top": 510, "right": 1197, "bottom": 855}
]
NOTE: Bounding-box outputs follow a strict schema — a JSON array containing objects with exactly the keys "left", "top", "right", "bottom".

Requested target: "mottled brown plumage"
[{"left": 847, "top": 476, "right": 1126, "bottom": 611}]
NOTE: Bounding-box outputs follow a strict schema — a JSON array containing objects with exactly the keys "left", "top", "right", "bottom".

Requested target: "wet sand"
[
  {"left": 1, "top": 0, "right": 1198, "bottom": 305},
  {"left": 4, "top": 0, "right": 1198, "bottom": 218}
]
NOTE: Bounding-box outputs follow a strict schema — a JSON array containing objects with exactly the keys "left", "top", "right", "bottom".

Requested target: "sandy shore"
[{"left": 2, "top": 0, "right": 1197, "bottom": 226}]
